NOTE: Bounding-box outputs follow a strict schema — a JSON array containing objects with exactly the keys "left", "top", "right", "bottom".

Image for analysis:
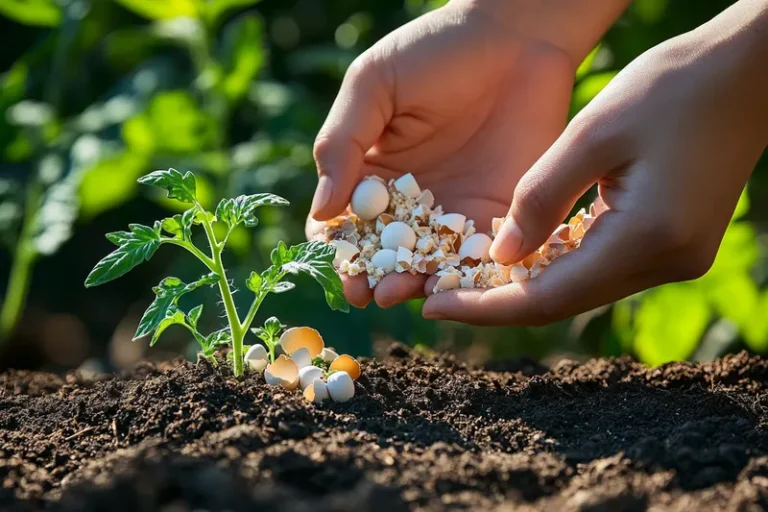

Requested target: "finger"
[
  {"left": 374, "top": 272, "right": 428, "bottom": 309},
  {"left": 342, "top": 274, "right": 374, "bottom": 309},
  {"left": 425, "top": 209, "right": 661, "bottom": 325},
  {"left": 311, "top": 56, "right": 393, "bottom": 221},
  {"left": 490, "top": 114, "right": 628, "bottom": 264},
  {"left": 424, "top": 275, "right": 440, "bottom": 297}
]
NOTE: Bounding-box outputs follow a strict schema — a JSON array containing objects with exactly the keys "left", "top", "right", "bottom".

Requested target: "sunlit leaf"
[
  {"left": 246, "top": 270, "right": 262, "bottom": 292},
  {"left": 221, "top": 14, "right": 265, "bottom": 101},
  {"left": 731, "top": 187, "right": 749, "bottom": 221},
  {"left": 203, "top": 0, "right": 262, "bottom": 26},
  {"left": 33, "top": 177, "right": 79, "bottom": 256},
  {"left": 272, "top": 281, "right": 295, "bottom": 293},
  {"left": 85, "top": 222, "right": 163, "bottom": 287},
  {"left": 575, "top": 43, "right": 601, "bottom": 80},
  {"left": 79, "top": 152, "right": 147, "bottom": 218},
  {"left": 570, "top": 71, "right": 618, "bottom": 117},
  {"left": 187, "top": 304, "right": 204, "bottom": 328},
  {"left": 276, "top": 240, "right": 348, "bottom": 312},
  {"left": 633, "top": 284, "right": 710, "bottom": 366},
  {"left": 115, "top": 0, "right": 199, "bottom": 20},
  {"left": 215, "top": 193, "right": 289, "bottom": 228},
  {"left": 151, "top": 307, "right": 187, "bottom": 346},
  {"left": 138, "top": 168, "right": 197, "bottom": 203},
  {"left": 0, "top": 0, "right": 61, "bottom": 26}
]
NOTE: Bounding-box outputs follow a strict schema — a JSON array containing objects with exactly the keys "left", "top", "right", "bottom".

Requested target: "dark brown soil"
[{"left": 3, "top": 346, "right": 768, "bottom": 511}]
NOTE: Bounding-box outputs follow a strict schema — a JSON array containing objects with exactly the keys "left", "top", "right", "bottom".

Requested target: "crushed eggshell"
[
  {"left": 329, "top": 354, "right": 362, "bottom": 380},
  {"left": 323, "top": 173, "right": 604, "bottom": 293},
  {"left": 264, "top": 355, "right": 299, "bottom": 390},
  {"left": 279, "top": 327, "right": 324, "bottom": 358}
]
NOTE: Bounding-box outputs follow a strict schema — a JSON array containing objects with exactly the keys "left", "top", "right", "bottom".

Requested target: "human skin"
[
  {"left": 308, "top": 0, "right": 630, "bottom": 309},
  {"left": 423, "top": 0, "right": 768, "bottom": 324}
]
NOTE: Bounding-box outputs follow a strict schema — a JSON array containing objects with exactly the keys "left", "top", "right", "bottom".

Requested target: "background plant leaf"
[{"left": 138, "top": 168, "right": 197, "bottom": 204}]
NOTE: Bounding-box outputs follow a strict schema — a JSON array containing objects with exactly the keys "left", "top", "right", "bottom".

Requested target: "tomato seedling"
[{"left": 84, "top": 168, "right": 348, "bottom": 377}]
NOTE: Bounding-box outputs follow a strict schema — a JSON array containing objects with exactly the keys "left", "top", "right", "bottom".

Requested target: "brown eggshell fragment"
[
  {"left": 329, "top": 354, "right": 362, "bottom": 380},
  {"left": 264, "top": 355, "right": 299, "bottom": 390},
  {"left": 279, "top": 327, "right": 325, "bottom": 358}
]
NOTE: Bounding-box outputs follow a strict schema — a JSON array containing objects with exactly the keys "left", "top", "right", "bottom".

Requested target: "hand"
[
  {"left": 308, "top": 0, "right": 577, "bottom": 309},
  {"left": 423, "top": 4, "right": 768, "bottom": 325}
]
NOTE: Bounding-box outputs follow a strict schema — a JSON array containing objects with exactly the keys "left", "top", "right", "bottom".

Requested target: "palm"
[{"left": 313, "top": 7, "right": 574, "bottom": 307}]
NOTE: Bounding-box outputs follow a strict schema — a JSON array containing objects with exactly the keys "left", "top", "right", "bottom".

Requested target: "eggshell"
[
  {"left": 298, "top": 365, "right": 325, "bottom": 390},
  {"left": 279, "top": 327, "right": 324, "bottom": 358},
  {"left": 303, "top": 378, "right": 330, "bottom": 403},
  {"left": 264, "top": 355, "right": 299, "bottom": 390},
  {"left": 350, "top": 178, "right": 389, "bottom": 220},
  {"left": 458, "top": 233, "right": 492, "bottom": 263},
  {"left": 329, "top": 240, "right": 359, "bottom": 267},
  {"left": 434, "top": 274, "right": 461, "bottom": 292},
  {"left": 381, "top": 222, "right": 416, "bottom": 251},
  {"left": 327, "top": 371, "right": 355, "bottom": 402},
  {"left": 244, "top": 344, "right": 268, "bottom": 372},
  {"left": 371, "top": 249, "right": 397, "bottom": 273},
  {"left": 329, "top": 354, "right": 361, "bottom": 380},
  {"left": 436, "top": 213, "right": 466, "bottom": 234},
  {"left": 393, "top": 173, "right": 421, "bottom": 198}
]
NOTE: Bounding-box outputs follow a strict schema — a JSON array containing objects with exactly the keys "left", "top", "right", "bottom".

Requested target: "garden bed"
[{"left": 2, "top": 345, "right": 768, "bottom": 511}]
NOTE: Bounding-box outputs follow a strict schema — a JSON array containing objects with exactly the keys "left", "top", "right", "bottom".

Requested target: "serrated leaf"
[
  {"left": 133, "top": 273, "right": 220, "bottom": 339},
  {"left": 278, "top": 241, "right": 348, "bottom": 312},
  {"left": 85, "top": 223, "right": 162, "bottom": 287},
  {"left": 215, "top": 193, "right": 288, "bottom": 228},
  {"left": 272, "top": 281, "right": 295, "bottom": 293},
  {"left": 151, "top": 307, "right": 187, "bottom": 346},
  {"left": 188, "top": 304, "right": 204, "bottom": 328},
  {"left": 205, "top": 328, "right": 232, "bottom": 346},
  {"left": 246, "top": 271, "right": 262, "bottom": 292},
  {"left": 263, "top": 316, "right": 284, "bottom": 337},
  {"left": 161, "top": 215, "right": 185, "bottom": 239},
  {"left": 34, "top": 176, "right": 79, "bottom": 256},
  {"left": 138, "top": 168, "right": 197, "bottom": 203}
]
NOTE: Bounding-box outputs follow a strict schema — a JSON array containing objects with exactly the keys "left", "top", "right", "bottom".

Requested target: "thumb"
[
  {"left": 311, "top": 56, "right": 392, "bottom": 221},
  {"left": 490, "top": 118, "right": 625, "bottom": 264}
]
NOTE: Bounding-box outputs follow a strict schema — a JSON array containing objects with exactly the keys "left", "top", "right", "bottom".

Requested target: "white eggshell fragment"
[
  {"left": 436, "top": 213, "right": 466, "bottom": 234},
  {"left": 291, "top": 347, "right": 312, "bottom": 369},
  {"left": 371, "top": 249, "right": 397, "bottom": 273},
  {"left": 416, "top": 190, "right": 435, "bottom": 208},
  {"left": 329, "top": 240, "right": 359, "bottom": 267},
  {"left": 381, "top": 222, "right": 416, "bottom": 251},
  {"left": 393, "top": 173, "right": 421, "bottom": 198},
  {"left": 458, "top": 233, "right": 493, "bottom": 263},
  {"left": 320, "top": 347, "right": 339, "bottom": 363},
  {"left": 327, "top": 371, "right": 355, "bottom": 403},
  {"left": 350, "top": 178, "right": 389, "bottom": 220},
  {"left": 303, "top": 378, "right": 330, "bottom": 403},
  {"left": 298, "top": 365, "right": 325, "bottom": 390},
  {"left": 244, "top": 344, "right": 269, "bottom": 372}
]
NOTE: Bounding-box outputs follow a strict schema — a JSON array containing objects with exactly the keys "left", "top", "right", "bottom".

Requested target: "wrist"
[{"left": 454, "top": 0, "right": 631, "bottom": 68}]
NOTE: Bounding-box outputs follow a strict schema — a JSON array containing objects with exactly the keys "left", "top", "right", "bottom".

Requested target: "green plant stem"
[
  {"left": 0, "top": 182, "right": 41, "bottom": 342},
  {"left": 166, "top": 239, "right": 216, "bottom": 270},
  {"left": 199, "top": 213, "right": 245, "bottom": 376}
]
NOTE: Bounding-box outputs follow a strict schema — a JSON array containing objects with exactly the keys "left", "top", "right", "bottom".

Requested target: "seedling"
[{"left": 84, "top": 168, "right": 349, "bottom": 377}]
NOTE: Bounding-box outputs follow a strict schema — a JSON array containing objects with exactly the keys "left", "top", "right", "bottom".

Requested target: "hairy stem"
[{"left": 199, "top": 213, "right": 245, "bottom": 377}]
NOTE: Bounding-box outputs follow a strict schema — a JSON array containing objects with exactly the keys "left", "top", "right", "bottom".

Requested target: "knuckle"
[{"left": 312, "top": 135, "right": 335, "bottom": 166}]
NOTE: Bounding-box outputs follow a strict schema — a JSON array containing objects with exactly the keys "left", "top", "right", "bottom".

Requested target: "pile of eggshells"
[
  {"left": 322, "top": 173, "right": 606, "bottom": 292},
  {"left": 244, "top": 327, "right": 361, "bottom": 403}
]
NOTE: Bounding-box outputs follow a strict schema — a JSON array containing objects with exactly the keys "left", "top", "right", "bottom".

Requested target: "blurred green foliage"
[{"left": 0, "top": 0, "right": 765, "bottom": 369}]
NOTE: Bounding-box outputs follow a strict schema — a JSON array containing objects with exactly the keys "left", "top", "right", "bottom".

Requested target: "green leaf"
[
  {"left": 570, "top": 71, "right": 618, "bottom": 117},
  {"left": 79, "top": 152, "right": 147, "bottom": 218},
  {"left": 151, "top": 307, "right": 187, "bottom": 346},
  {"left": 633, "top": 284, "right": 710, "bottom": 366},
  {"left": 188, "top": 304, "right": 204, "bottom": 328},
  {"left": 0, "top": 179, "right": 22, "bottom": 249},
  {"left": 162, "top": 206, "right": 197, "bottom": 240},
  {"left": 215, "top": 193, "right": 289, "bottom": 228},
  {"left": 133, "top": 273, "right": 219, "bottom": 339},
  {"left": 246, "top": 271, "right": 262, "bottom": 292},
  {"left": 278, "top": 240, "right": 348, "bottom": 312},
  {"left": 575, "top": 43, "right": 601, "bottom": 81},
  {"left": 85, "top": 223, "right": 162, "bottom": 287},
  {"left": 732, "top": 187, "right": 749, "bottom": 221},
  {"left": 33, "top": 175, "right": 80, "bottom": 256},
  {"left": 263, "top": 316, "right": 284, "bottom": 337},
  {"left": 115, "top": 0, "right": 199, "bottom": 20},
  {"left": 203, "top": 0, "right": 262, "bottom": 26},
  {"left": 272, "top": 281, "right": 295, "bottom": 293},
  {"left": 138, "top": 168, "right": 197, "bottom": 204},
  {"left": 0, "top": 0, "right": 62, "bottom": 27},
  {"left": 161, "top": 215, "right": 184, "bottom": 238},
  {"left": 205, "top": 328, "right": 232, "bottom": 347},
  {"left": 221, "top": 14, "right": 265, "bottom": 102}
]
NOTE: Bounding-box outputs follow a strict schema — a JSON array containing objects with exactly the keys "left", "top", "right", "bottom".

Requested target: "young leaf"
[
  {"left": 278, "top": 241, "right": 348, "bottom": 312},
  {"left": 138, "top": 168, "right": 197, "bottom": 203},
  {"left": 134, "top": 273, "right": 220, "bottom": 339},
  {"left": 188, "top": 304, "right": 204, "bottom": 328},
  {"left": 85, "top": 223, "right": 163, "bottom": 287},
  {"left": 215, "top": 193, "right": 289, "bottom": 228},
  {"left": 272, "top": 282, "right": 295, "bottom": 293},
  {"left": 151, "top": 307, "right": 187, "bottom": 346},
  {"left": 246, "top": 271, "right": 262, "bottom": 292},
  {"left": 263, "top": 316, "right": 285, "bottom": 337}
]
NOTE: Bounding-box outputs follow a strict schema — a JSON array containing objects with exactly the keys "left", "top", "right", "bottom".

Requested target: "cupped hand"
[
  {"left": 423, "top": 13, "right": 768, "bottom": 324},
  {"left": 307, "top": 0, "right": 575, "bottom": 309}
]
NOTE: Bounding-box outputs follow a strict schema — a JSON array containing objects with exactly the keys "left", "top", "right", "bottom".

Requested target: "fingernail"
[
  {"left": 310, "top": 176, "right": 333, "bottom": 220},
  {"left": 490, "top": 218, "right": 524, "bottom": 263}
]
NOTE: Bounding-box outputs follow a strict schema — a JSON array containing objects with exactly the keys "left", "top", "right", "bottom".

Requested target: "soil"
[{"left": 3, "top": 345, "right": 768, "bottom": 512}]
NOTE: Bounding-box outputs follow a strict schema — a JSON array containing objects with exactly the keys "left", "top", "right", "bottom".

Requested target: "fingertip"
[
  {"left": 342, "top": 274, "right": 373, "bottom": 309},
  {"left": 374, "top": 273, "right": 427, "bottom": 309},
  {"left": 424, "top": 275, "right": 440, "bottom": 297}
]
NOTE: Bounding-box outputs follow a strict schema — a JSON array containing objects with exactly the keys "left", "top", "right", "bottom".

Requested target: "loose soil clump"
[{"left": 2, "top": 346, "right": 768, "bottom": 511}]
